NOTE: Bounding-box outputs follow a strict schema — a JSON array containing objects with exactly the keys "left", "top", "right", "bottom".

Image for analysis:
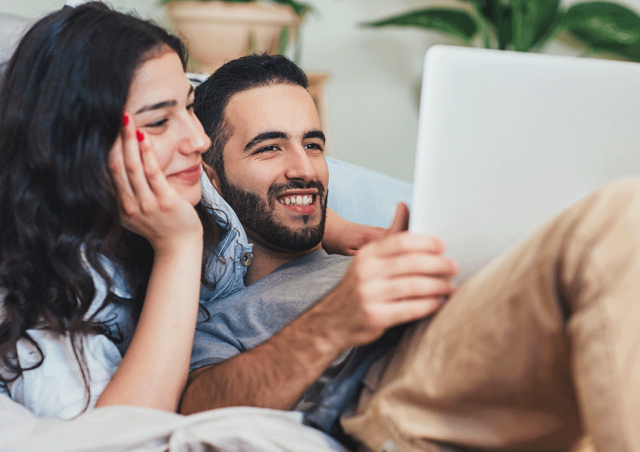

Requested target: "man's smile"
[{"left": 277, "top": 193, "right": 316, "bottom": 207}]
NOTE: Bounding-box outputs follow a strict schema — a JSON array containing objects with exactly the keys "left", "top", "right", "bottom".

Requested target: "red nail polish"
[
  {"left": 122, "top": 114, "right": 129, "bottom": 126},
  {"left": 136, "top": 130, "right": 144, "bottom": 142}
]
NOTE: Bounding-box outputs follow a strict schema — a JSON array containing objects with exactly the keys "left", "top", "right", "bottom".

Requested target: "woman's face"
[{"left": 124, "top": 50, "right": 211, "bottom": 206}]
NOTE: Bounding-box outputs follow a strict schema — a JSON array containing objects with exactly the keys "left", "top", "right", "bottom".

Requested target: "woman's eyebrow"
[
  {"left": 135, "top": 86, "right": 194, "bottom": 114},
  {"left": 135, "top": 100, "right": 177, "bottom": 114}
]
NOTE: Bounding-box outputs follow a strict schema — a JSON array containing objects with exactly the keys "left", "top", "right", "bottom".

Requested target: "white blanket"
[{"left": 0, "top": 394, "right": 347, "bottom": 452}]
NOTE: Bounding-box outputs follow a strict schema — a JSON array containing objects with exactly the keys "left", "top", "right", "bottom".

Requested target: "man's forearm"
[
  {"left": 180, "top": 230, "right": 459, "bottom": 414},
  {"left": 179, "top": 303, "right": 345, "bottom": 414}
]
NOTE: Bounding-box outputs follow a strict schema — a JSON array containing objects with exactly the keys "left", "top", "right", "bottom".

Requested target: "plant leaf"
[
  {"left": 467, "top": 0, "right": 513, "bottom": 49},
  {"left": 511, "top": 0, "right": 560, "bottom": 51},
  {"left": 608, "top": 45, "right": 640, "bottom": 61},
  {"left": 247, "top": 31, "right": 256, "bottom": 56},
  {"left": 278, "top": 26, "right": 290, "bottom": 54},
  {"left": 271, "top": 0, "right": 313, "bottom": 17},
  {"left": 561, "top": 1, "right": 640, "bottom": 53},
  {"left": 362, "top": 9, "right": 478, "bottom": 43}
]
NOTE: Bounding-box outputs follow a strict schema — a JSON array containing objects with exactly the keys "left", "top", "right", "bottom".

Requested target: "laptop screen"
[{"left": 409, "top": 46, "right": 640, "bottom": 282}]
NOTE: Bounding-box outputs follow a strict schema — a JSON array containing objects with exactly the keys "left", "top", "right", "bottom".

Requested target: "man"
[{"left": 181, "top": 54, "right": 640, "bottom": 452}]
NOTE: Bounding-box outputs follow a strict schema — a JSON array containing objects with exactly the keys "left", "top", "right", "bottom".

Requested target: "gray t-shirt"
[{"left": 191, "top": 249, "right": 402, "bottom": 438}]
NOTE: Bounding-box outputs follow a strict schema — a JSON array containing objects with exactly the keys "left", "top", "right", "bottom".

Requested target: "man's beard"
[{"left": 218, "top": 174, "right": 327, "bottom": 252}]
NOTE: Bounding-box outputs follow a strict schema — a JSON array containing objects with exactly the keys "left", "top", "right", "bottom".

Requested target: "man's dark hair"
[{"left": 194, "top": 53, "right": 308, "bottom": 175}]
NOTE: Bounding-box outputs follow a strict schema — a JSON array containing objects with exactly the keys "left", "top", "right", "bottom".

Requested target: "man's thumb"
[{"left": 388, "top": 202, "right": 410, "bottom": 233}]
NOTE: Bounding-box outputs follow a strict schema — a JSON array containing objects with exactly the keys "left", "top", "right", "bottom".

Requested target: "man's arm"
[
  {"left": 180, "top": 204, "right": 459, "bottom": 414},
  {"left": 322, "top": 208, "right": 387, "bottom": 256},
  {"left": 181, "top": 305, "right": 349, "bottom": 412}
]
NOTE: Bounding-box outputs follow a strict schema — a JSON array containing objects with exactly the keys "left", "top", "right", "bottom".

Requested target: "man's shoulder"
[
  {"left": 194, "top": 249, "right": 351, "bottom": 359},
  {"left": 234, "top": 250, "right": 349, "bottom": 302},
  {"left": 270, "top": 249, "right": 350, "bottom": 277}
]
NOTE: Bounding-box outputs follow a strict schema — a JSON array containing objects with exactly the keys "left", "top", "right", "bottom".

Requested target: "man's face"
[{"left": 217, "top": 83, "right": 329, "bottom": 252}]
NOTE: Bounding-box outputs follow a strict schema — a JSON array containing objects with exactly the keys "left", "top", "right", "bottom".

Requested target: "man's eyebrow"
[
  {"left": 244, "top": 131, "right": 289, "bottom": 151},
  {"left": 135, "top": 86, "right": 194, "bottom": 114},
  {"left": 305, "top": 130, "right": 326, "bottom": 143}
]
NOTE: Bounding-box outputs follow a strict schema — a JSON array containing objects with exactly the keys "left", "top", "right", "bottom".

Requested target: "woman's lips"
[{"left": 168, "top": 164, "right": 201, "bottom": 184}]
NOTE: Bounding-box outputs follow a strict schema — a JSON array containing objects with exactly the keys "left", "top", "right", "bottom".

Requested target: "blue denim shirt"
[{"left": 199, "top": 172, "right": 253, "bottom": 303}]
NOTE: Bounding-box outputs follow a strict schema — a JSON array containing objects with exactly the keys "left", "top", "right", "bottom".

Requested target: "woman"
[
  {"left": 0, "top": 2, "right": 379, "bottom": 419},
  {"left": 0, "top": 1, "right": 218, "bottom": 418}
]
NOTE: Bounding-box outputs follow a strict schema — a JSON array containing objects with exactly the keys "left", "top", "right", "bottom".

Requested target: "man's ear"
[{"left": 202, "top": 161, "right": 221, "bottom": 191}]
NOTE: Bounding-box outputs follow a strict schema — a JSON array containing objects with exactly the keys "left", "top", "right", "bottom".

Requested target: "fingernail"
[
  {"left": 122, "top": 114, "right": 129, "bottom": 126},
  {"left": 136, "top": 130, "right": 144, "bottom": 142}
]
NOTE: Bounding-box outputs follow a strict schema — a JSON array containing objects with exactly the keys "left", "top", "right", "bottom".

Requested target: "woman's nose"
[{"left": 181, "top": 116, "right": 211, "bottom": 155}]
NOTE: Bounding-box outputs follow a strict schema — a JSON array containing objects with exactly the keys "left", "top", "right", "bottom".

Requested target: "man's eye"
[
  {"left": 255, "top": 145, "right": 279, "bottom": 154},
  {"left": 305, "top": 142, "right": 324, "bottom": 151}
]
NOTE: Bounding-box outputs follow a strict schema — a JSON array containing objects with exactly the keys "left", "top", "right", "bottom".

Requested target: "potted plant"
[
  {"left": 161, "top": 0, "right": 311, "bottom": 73},
  {"left": 362, "top": 0, "right": 640, "bottom": 61}
]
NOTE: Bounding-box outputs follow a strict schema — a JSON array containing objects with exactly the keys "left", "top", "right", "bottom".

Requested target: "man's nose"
[{"left": 285, "top": 148, "right": 317, "bottom": 181}]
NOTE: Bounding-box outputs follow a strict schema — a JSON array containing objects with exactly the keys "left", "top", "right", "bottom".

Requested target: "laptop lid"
[{"left": 409, "top": 45, "right": 640, "bottom": 282}]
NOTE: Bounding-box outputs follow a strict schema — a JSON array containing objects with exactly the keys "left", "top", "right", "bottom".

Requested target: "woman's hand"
[
  {"left": 109, "top": 113, "right": 202, "bottom": 254},
  {"left": 97, "top": 113, "right": 204, "bottom": 412}
]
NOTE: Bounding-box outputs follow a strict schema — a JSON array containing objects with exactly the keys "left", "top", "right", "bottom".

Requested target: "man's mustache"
[{"left": 268, "top": 180, "right": 325, "bottom": 199}]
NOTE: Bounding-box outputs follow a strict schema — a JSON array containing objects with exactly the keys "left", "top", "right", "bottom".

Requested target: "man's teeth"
[{"left": 279, "top": 195, "right": 314, "bottom": 206}]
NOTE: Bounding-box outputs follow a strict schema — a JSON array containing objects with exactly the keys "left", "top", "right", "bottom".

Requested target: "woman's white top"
[{"left": 2, "top": 173, "right": 252, "bottom": 418}]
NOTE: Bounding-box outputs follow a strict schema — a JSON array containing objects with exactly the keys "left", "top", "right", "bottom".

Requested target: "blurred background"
[{"left": 2, "top": 0, "right": 640, "bottom": 182}]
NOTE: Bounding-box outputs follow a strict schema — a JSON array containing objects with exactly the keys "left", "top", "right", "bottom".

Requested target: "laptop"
[{"left": 409, "top": 45, "right": 640, "bottom": 282}]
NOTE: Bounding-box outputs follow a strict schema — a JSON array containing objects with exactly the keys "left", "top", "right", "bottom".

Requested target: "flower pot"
[{"left": 165, "top": 1, "right": 301, "bottom": 74}]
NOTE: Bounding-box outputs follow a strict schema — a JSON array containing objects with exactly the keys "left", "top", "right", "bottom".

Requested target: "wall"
[{"left": 2, "top": 0, "right": 640, "bottom": 181}]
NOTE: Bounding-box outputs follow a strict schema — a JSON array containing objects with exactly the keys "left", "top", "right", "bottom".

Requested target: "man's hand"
[
  {"left": 309, "top": 220, "right": 458, "bottom": 350},
  {"left": 315, "top": 202, "right": 456, "bottom": 347}
]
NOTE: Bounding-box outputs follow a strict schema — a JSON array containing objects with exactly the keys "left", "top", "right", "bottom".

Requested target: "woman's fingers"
[
  {"left": 109, "top": 125, "right": 135, "bottom": 213},
  {"left": 138, "top": 131, "right": 176, "bottom": 207},
  {"left": 109, "top": 113, "right": 202, "bottom": 251},
  {"left": 121, "top": 116, "right": 157, "bottom": 213}
]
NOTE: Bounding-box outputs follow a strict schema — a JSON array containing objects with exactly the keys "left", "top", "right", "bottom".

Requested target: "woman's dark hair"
[{"left": 0, "top": 2, "right": 226, "bottom": 409}]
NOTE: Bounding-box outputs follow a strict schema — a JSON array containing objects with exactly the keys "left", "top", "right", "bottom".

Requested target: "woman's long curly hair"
[{"left": 0, "top": 2, "right": 226, "bottom": 408}]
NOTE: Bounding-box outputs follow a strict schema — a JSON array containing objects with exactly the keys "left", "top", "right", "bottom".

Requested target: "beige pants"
[{"left": 342, "top": 180, "right": 640, "bottom": 452}]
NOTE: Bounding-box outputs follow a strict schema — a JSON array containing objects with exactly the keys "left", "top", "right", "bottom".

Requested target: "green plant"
[
  {"left": 362, "top": 0, "right": 640, "bottom": 61},
  {"left": 159, "top": 0, "right": 312, "bottom": 17}
]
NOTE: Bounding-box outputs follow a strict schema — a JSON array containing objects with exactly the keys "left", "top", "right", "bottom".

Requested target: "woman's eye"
[
  {"left": 146, "top": 118, "right": 168, "bottom": 128},
  {"left": 187, "top": 102, "right": 196, "bottom": 111}
]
